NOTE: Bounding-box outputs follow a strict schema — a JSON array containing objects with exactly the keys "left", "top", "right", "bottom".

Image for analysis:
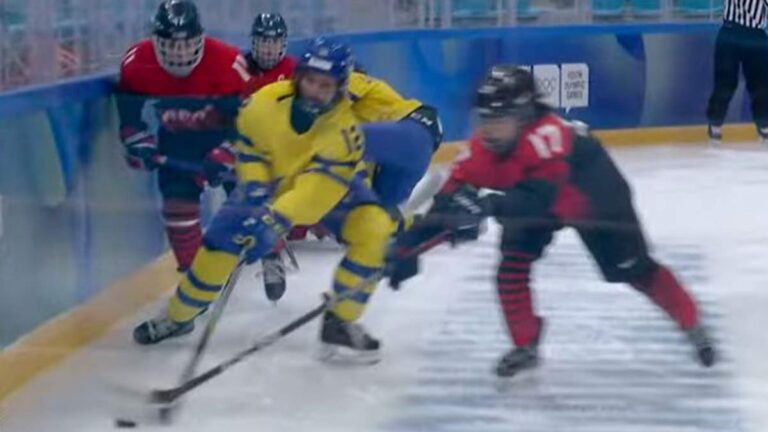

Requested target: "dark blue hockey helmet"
[
  {"left": 296, "top": 38, "right": 353, "bottom": 84},
  {"left": 293, "top": 38, "right": 354, "bottom": 115},
  {"left": 151, "top": 0, "right": 205, "bottom": 77},
  {"left": 250, "top": 13, "right": 288, "bottom": 69}
]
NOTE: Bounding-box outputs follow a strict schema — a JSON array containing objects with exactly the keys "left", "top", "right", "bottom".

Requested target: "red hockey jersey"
[
  {"left": 242, "top": 55, "right": 297, "bottom": 97},
  {"left": 119, "top": 37, "right": 251, "bottom": 97},
  {"left": 446, "top": 114, "right": 591, "bottom": 221}
]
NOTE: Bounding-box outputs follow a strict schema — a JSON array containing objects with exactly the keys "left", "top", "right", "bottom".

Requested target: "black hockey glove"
[
  {"left": 429, "top": 184, "right": 490, "bottom": 244},
  {"left": 385, "top": 242, "right": 419, "bottom": 290},
  {"left": 385, "top": 214, "right": 449, "bottom": 290},
  {"left": 385, "top": 184, "right": 489, "bottom": 290}
]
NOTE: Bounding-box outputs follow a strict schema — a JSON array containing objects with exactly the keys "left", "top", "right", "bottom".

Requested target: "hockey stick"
[
  {"left": 149, "top": 230, "right": 450, "bottom": 406},
  {"left": 152, "top": 155, "right": 237, "bottom": 183},
  {"left": 158, "top": 251, "right": 248, "bottom": 421}
]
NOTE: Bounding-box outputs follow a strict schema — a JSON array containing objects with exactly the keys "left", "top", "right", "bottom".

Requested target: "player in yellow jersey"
[
  {"left": 260, "top": 65, "right": 444, "bottom": 301},
  {"left": 133, "top": 39, "right": 397, "bottom": 362}
]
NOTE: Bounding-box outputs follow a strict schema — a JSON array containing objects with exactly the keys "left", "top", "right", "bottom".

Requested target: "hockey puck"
[{"left": 114, "top": 418, "right": 137, "bottom": 428}]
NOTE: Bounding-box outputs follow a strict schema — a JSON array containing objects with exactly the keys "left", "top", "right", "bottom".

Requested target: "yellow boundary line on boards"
[
  {"left": 0, "top": 122, "right": 758, "bottom": 402},
  {"left": 0, "top": 254, "right": 179, "bottom": 401}
]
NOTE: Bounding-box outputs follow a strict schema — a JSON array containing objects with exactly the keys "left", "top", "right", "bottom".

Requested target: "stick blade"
[
  {"left": 149, "top": 388, "right": 179, "bottom": 405},
  {"left": 147, "top": 389, "right": 183, "bottom": 425}
]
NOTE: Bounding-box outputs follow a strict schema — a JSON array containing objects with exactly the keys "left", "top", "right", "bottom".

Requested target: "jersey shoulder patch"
[{"left": 120, "top": 40, "right": 152, "bottom": 70}]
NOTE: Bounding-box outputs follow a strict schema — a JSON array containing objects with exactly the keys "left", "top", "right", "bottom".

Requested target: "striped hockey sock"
[
  {"left": 162, "top": 200, "right": 202, "bottom": 272},
  {"left": 497, "top": 249, "right": 542, "bottom": 347}
]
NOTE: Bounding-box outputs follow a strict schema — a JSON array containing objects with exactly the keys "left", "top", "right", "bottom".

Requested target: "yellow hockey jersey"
[
  {"left": 348, "top": 71, "right": 422, "bottom": 123},
  {"left": 234, "top": 80, "right": 365, "bottom": 226}
]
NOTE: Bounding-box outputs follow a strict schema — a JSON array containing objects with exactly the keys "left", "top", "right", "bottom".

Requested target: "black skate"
[
  {"left": 496, "top": 318, "right": 544, "bottom": 378},
  {"left": 319, "top": 312, "right": 381, "bottom": 365},
  {"left": 687, "top": 324, "right": 716, "bottom": 367},
  {"left": 133, "top": 316, "right": 194, "bottom": 345},
  {"left": 496, "top": 344, "right": 540, "bottom": 378},
  {"left": 759, "top": 127, "right": 768, "bottom": 146},
  {"left": 262, "top": 252, "right": 286, "bottom": 302},
  {"left": 707, "top": 124, "right": 722, "bottom": 147}
]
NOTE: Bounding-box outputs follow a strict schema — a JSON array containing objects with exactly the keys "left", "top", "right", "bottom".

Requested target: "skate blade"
[
  {"left": 264, "top": 284, "right": 286, "bottom": 303},
  {"left": 317, "top": 343, "right": 381, "bottom": 366},
  {"left": 694, "top": 346, "right": 717, "bottom": 368},
  {"left": 493, "top": 360, "right": 541, "bottom": 391}
]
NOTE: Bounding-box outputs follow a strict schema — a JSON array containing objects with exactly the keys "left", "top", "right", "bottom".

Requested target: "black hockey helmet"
[
  {"left": 250, "top": 13, "right": 288, "bottom": 70},
  {"left": 475, "top": 65, "right": 539, "bottom": 119},
  {"left": 151, "top": 0, "right": 205, "bottom": 77},
  {"left": 474, "top": 65, "right": 542, "bottom": 153}
]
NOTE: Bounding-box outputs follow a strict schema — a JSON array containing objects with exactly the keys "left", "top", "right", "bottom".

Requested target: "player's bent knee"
[
  {"left": 341, "top": 205, "right": 397, "bottom": 265},
  {"left": 604, "top": 256, "right": 659, "bottom": 284}
]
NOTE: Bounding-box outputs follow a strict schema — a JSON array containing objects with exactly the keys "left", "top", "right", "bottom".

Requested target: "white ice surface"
[{"left": 2, "top": 144, "right": 768, "bottom": 432}]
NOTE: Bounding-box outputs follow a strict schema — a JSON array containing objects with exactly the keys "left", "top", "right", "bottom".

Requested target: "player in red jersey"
[
  {"left": 241, "top": 12, "right": 322, "bottom": 302},
  {"left": 389, "top": 65, "right": 716, "bottom": 377},
  {"left": 117, "top": 0, "right": 250, "bottom": 272},
  {"left": 242, "top": 12, "right": 297, "bottom": 97}
]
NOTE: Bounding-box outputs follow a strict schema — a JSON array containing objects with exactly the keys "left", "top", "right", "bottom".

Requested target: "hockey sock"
[
  {"left": 632, "top": 265, "right": 699, "bottom": 330},
  {"left": 498, "top": 249, "right": 541, "bottom": 347},
  {"left": 162, "top": 199, "right": 202, "bottom": 272}
]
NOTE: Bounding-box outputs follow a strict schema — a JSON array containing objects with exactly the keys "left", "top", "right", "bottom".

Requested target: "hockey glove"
[
  {"left": 385, "top": 229, "right": 421, "bottom": 290},
  {"left": 386, "top": 252, "right": 418, "bottom": 290},
  {"left": 120, "top": 127, "right": 159, "bottom": 171},
  {"left": 430, "top": 184, "right": 490, "bottom": 244},
  {"left": 240, "top": 207, "right": 292, "bottom": 265},
  {"left": 386, "top": 214, "right": 460, "bottom": 290},
  {"left": 202, "top": 142, "right": 236, "bottom": 187}
]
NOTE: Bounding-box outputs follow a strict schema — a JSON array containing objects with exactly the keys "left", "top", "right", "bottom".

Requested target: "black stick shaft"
[
  {"left": 181, "top": 259, "right": 245, "bottom": 381},
  {"left": 152, "top": 301, "right": 327, "bottom": 403}
]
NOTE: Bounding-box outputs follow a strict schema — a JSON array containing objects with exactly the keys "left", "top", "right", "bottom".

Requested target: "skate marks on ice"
[{"left": 385, "top": 241, "right": 749, "bottom": 432}]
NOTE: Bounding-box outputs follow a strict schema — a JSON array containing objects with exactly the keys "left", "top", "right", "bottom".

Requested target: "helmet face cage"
[
  {"left": 294, "top": 39, "right": 353, "bottom": 115},
  {"left": 251, "top": 13, "right": 288, "bottom": 70},
  {"left": 252, "top": 35, "right": 286, "bottom": 70},
  {"left": 473, "top": 113, "right": 521, "bottom": 154},
  {"left": 152, "top": 34, "right": 204, "bottom": 77},
  {"left": 151, "top": 0, "right": 204, "bottom": 77},
  {"left": 473, "top": 67, "right": 538, "bottom": 154},
  {"left": 295, "top": 71, "right": 344, "bottom": 116}
]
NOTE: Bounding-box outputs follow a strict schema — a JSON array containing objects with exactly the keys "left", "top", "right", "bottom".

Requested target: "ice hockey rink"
[{"left": 2, "top": 143, "right": 767, "bottom": 432}]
